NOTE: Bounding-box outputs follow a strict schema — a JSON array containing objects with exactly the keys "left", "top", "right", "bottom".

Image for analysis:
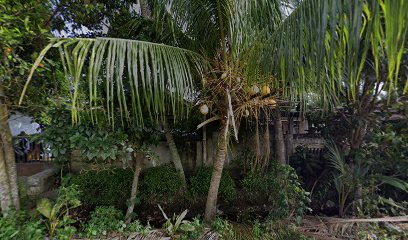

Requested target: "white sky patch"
[
  {"left": 52, "top": 1, "right": 142, "bottom": 38},
  {"left": 9, "top": 112, "right": 41, "bottom": 136}
]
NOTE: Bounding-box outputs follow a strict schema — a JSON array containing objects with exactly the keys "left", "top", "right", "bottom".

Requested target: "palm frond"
[
  {"left": 20, "top": 37, "right": 205, "bottom": 126},
  {"left": 228, "top": 0, "right": 283, "bottom": 59},
  {"left": 156, "top": 0, "right": 286, "bottom": 60},
  {"left": 249, "top": 0, "right": 408, "bottom": 110},
  {"left": 325, "top": 139, "right": 347, "bottom": 175},
  {"left": 154, "top": 0, "right": 230, "bottom": 56},
  {"left": 374, "top": 175, "right": 408, "bottom": 193}
]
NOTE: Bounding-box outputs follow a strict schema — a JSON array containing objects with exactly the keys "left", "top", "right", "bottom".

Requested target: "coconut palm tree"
[{"left": 21, "top": 0, "right": 408, "bottom": 222}]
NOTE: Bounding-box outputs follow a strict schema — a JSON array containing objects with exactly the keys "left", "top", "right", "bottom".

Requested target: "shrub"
[
  {"left": 141, "top": 166, "right": 184, "bottom": 201},
  {"left": 189, "top": 167, "right": 236, "bottom": 201},
  {"left": 211, "top": 218, "right": 234, "bottom": 240},
  {"left": 36, "top": 179, "right": 81, "bottom": 239},
  {"left": 127, "top": 221, "right": 152, "bottom": 236},
  {"left": 264, "top": 220, "right": 312, "bottom": 240},
  {"left": 0, "top": 214, "right": 19, "bottom": 240},
  {"left": 184, "top": 217, "right": 205, "bottom": 239},
  {"left": 19, "top": 220, "right": 45, "bottom": 240},
  {"left": 70, "top": 168, "right": 133, "bottom": 208},
  {"left": 242, "top": 163, "right": 311, "bottom": 221},
  {"left": 83, "top": 207, "right": 152, "bottom": 237},
  {"left": 0, "top": 211, "right": 44, "bottom": 240},
  {"left": 83, "top": 206, "right": 125, "bottom": 237}
]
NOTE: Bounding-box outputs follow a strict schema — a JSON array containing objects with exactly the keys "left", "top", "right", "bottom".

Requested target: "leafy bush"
[
  {"left": 250, "top": 219, "right": 310, "bottom": 240},
  {"left": 252, "top": 220, "right": 265, "bottom": 238},
  {"left": 38, "top": 107, "right": 132, "bottom": 165},
  {"left": 0, "top": 214, "right": 20, "bottom": 240},
  {"left": 0, "top": 211, "right": 44, "bottom": 240},
  {"left": 70, "top": 168, "right": 133, "bottom": 208},
  {"left": 189, "top": 167, "right": 236, "bottom": 201},
  {"left": 242, "top": 163, "right": 311, "bottom": 221},
  {"left": 357, "top": 124, "right": 408, "bottom": 216},
  {"left": 211, "top": 218, "right": 234, "bottom": 240},
  {"left": 83, "top": 207, "right": 153, "bottom": 238},
  {"left": 36, "top": 181, "right": 81, "bottom": 239},
  {"left": 83, "top": 206, "right": 125, "bottom": 237},
  {"left": 264, "top": 220, "right": 312, "bottom": 240},
  {"left": 158, "top": 206, "right": 194, "bottom": 237},
  {"left": 141, "top": 166, "right": 184, "bottom": 201},
  {"left": 128, "top": 221, "right": 152, "bottom": 236},
  {"left": 184, "top": 217, "right": 205, "bottom": 239},
  {"left": 0, "top": 179, "right": 81, "bottom": 240},
  {"left": 18, "top": 219, "right": 45, "bottom": 240}
]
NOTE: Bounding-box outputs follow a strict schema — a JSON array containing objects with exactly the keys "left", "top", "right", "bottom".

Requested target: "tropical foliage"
[
  {"left": 20, "top": 0, "right": 408, "bottom": 223},
  {"left": 1, "top": 0, "right": 407, "bottom": 239}
]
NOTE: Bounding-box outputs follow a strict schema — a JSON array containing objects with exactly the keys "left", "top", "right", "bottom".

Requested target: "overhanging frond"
[
  {"left": 228, "top": 0, "right": 283, "bottom": 59},
  {"left": 20, "top": 37, "right": 205, "bottom": 126},
  {"left": 248, "top": 0, "right": 408, "bottom": 111},
  {"left": 154, "top": 0, "right": 231, "bottom": 56}
]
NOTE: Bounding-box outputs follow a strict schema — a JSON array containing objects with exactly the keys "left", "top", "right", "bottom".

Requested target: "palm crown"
[{"left": 22, "top": 0, "right": 408, "bottom": 122}]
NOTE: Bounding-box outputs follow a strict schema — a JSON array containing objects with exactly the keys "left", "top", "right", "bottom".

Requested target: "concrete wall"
[
  {"left": 69, "top": 118, "right": 320, "bottom": 173},
  {"left": 293, "top": 135, "right": 325, "bottom": 150},
  {"left": 69, "top": 130, "right": 239, "bottom": 173}
]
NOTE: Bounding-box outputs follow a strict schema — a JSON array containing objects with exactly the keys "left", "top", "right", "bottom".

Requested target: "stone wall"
[{"left": 17, "top": 162, "right": 57, "bottom": 196}]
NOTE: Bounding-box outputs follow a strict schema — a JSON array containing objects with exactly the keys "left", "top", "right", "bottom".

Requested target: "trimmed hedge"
[
  {"left": 71, "top": 166, "right": 184, "bottom": 207},
  {"left": 70, "top": 168, "right": 133, "bottom": 208},
  {"left": 71, "top": 166, "right": 238, "bottom": 207},
  {"left": 140, "top": 165, "right": 184, "bottom": 201},
  {"left": 189, "top": 167, "right": 236, "bottom": 201}
]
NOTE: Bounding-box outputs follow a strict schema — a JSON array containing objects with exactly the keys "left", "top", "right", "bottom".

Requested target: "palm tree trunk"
[
  {"left": 275, "top": 110, "right": 286, "bottom": 164},
  {"left": 204, "top": 121, "right": 228, "bottom": 223},
  {"left": 349, "top": 118, "right": 368, "bottom": 214},
  {"left": 0, "top": 85, "right": 19, "bottom": 210},
  {"left": 0, "top": 142, "right": 12, "bottom": 214},
  {"left": 262, "top": 118, "right": 271, "bottom": 170},
  {"left": 163, "top": 119, "right": 186, "bottom": 186},
  {"left": 203, "top": 123, "right": 207, "bottom": 165},
  {"left": 125, "top": 152, "right": 143, "bottom": 223},
  {"left": 350, "top": 121, "right": 368, "bottom": 151}
]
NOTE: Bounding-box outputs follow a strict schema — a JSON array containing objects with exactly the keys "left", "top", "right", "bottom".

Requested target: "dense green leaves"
[
  {"left": 37, "top": 107, "right": 131, "bottom": 165},
  {"left": 70, "top": 168, "right": 133, "bottom": 208},
  {"left": 241, "top": 163, "right": 311, "bottom": 221},
  {"left": 0, "top": 211, "right": 44, "bottom": 240},
  {"left": 83, "top": 206, "right": 124, "bottom": 237},
  {"left": 141, "top": 166, "right": 184, "bottom": 201},
  {"left": 1, "top": 0, "right": 67, "bottom": 115},
  {"left": 189, "top": 167, "right": 236, "bottom": 201}
]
